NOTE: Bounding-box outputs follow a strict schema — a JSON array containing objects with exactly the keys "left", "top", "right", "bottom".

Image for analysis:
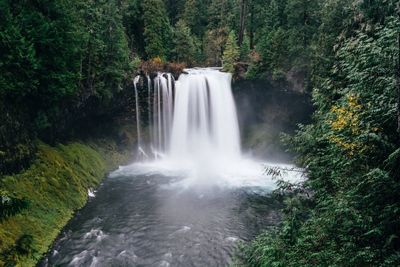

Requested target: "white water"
[
  {"left": 151, "top": 73, "right": 174, "bottom": 156},
  {"left": 119, "top": 68, "right": 303, "bottom": 189},
  {"left": 170, "top": 69, "right": 240, "bottom": 160},
  {"left": 133, "top": 76, "right": 141, "bottom": 149}
]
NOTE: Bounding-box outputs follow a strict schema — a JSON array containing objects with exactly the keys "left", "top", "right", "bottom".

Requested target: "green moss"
[{"left": 0, "top": 140, "right": 130, "bottom": 266}]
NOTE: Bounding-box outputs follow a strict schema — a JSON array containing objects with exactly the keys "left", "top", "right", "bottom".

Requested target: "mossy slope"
[{"left": 0, "top": 141, "right": 129, "bottom": 266}]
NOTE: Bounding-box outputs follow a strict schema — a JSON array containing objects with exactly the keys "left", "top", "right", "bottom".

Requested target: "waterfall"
[
  {"left": 134, "top": 68, "right": 240, "bottom": 161},
  {"left": 170, "top": 69, "right": 240, "bottom": 160},
  {"left": 133, "top": 76, "right": 142, "bottom": 149},
  {"left": 150, "top": 73, "right": 174, "bottom": 157},
  {"left": 147, "top": 75, "right": 152, "bottom": 151},
  {"left": 125, "top": 68, "right": 302, "bottom": 187}
]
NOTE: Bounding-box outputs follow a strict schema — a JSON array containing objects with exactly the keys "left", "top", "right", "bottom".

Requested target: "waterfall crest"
[
  {"left": 170, "top": 69, "right": 241, "bottom": 161},
  {"left": 134, "top": 68, "right": 240, "bottom": 161}
]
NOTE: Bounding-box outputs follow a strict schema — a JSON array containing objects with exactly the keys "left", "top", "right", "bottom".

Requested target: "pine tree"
[
  {"left": 123, "top": 0, "right": 146, "bottom": 57},
  {"left": 141, "top": 0, "right": 172, "bottom": 60},
  {"left": 80, "top": 0, "right": 130, "bottom": 100},
  {"left": 240, "top": 33, "right": 251, "bottom": 61},
  {"left": 222, "top": 30, "right": 240, "bottom": 72},
  {"left": 285, "top": 0, "right": 319, "bottom": 65},
  {"left": 172, "top": 19, "right": 198, "bottom": 64},
  {"left": 181, "top": 0, "right": 208, "bottom": 38}
]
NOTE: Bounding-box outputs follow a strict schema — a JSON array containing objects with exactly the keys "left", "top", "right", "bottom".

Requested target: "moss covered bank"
[{"left": 0, "top": 140, "right": 131, "bottom": 266}]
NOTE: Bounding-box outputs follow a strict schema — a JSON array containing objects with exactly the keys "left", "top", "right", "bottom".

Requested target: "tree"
[
  {"left": 241, "top": 14, "right": 400, "bottom": 267},
  {"left": 123, "top": 0, "right": 146, "bottom": 57},
  {"left": 285, "top": 0, "right": 319, "bottom": 66},
  {"left": 79, "top": 0, "right": 130, "bottom": 100},
  {"left": 181, "top": 0, "right": 208, "bottom": 38},
  {"left": 204, "top": 0, "right": 236, "bottom": 65},
  {"left": 240, "top": 33, "right": 251, "bottom": 61},
  {"left": 238, "top": 0, "right": 247, "bottom": 46},
  {"left": 163, "top": 0, "right": 185, "bottom": 24},
  {"left": 141, "top": 0, "right": 172, "bottom": 60},
  {"left": 207, "top": 0, "right": 236, "bottom": 30},
  {"left": 172, "top": 19, "right": 198, "bottom": 64},
  {"left": 398, "top": 32, "right": 400, "bottom": 134},
  {"left": 222, "top": 30, "right": 240, "bottom": 72}
]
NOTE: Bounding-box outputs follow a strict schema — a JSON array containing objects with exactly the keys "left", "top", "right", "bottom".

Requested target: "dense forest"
[{"left": 1, "top": 0, "right": 400, "bottom": 266}]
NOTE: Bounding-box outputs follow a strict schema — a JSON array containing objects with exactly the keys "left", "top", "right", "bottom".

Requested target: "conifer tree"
[
  {"left": 141, "top": 0, "right": 172, "bottom": 60},
  {"left": 172, "top": 19, "right": 198, "bottom": 64},
  {"left": 222, "top": 31, "right": 240, "bottom": 72},
  {"left": 240, "top": 34, "right": 251, "bottom": 61},
  {"left": 181, "top": 0, "right": 208, "bottom": 38}
]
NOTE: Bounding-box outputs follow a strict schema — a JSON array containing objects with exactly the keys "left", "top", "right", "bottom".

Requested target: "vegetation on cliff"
[{"left": 0, "top": 140, "right": 130, "bottom": 266}]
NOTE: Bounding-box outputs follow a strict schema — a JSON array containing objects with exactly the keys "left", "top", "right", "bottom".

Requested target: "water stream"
[{"left": 40, "top": 68, "right": 302, "bottom": 266}]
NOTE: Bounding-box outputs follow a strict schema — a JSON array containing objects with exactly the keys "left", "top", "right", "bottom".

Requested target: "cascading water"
[
  {"left": 133, "top": 76, "right": 148, "bottom": 159},
  {"left": 133, "top": 76, "right": 141, "bottom": 148},
  {"left": 170, "top": 69, "right": 240, "bottom": 160},
  {"left": 151, "top": 73, "right": 174, "bottom": 157},
  {"left": 125, "top": 68, "right": 302, "bottom": 188}
]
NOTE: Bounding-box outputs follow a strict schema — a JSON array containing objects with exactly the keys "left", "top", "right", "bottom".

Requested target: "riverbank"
[{"left": 0, "top": 139, "right": 132, "bottom": 266}]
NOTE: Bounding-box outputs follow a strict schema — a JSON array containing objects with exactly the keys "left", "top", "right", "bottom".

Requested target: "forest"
[{"left": 1, "top": 0, "right": 399, "bottom": 266}]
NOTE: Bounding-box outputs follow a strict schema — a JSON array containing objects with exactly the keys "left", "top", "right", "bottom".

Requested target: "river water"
[{"left": 40, "top": 167, "right": 285, "bottom": 267}]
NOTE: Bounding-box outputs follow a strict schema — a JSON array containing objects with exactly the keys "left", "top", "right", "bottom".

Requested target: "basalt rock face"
[{"left": 233, "top": 79, "right": 313, "bottom": 161}]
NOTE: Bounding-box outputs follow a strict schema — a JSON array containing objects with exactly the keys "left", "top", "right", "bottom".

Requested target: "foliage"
[
  {"left": 172, "top": 19, "right": 199, "bottom": 65},
  {"left": 240, "top": 34, "right": 251, "bottom": 62},
  {"left": 123, "top": 0, "right": 146, "bottom": 57},
  {"left": 204, "top": 0, "right": 237, "bottom": 65},
  {"left": 204, "top": 27, "right": 229, "bottom": 66},
  {"left": 142, "top": 0, "right": 173, "bottom": 60},
  {"left": 81, "top": 0, "right": 130, "bottom": 99},
  {"left": 240, "top": 11, "right": 400, "bottom": 267},
  {"left": 0, "top": 190, "right": 29, "bottom": 221},
  {"left": 222, "top": 31, "right": 240, "bottom": 72},
  {"left": 0, "top": 141, "right": 130, "bottom": 266},
  {"left": 0, "top": 0, "right": 132, "bottom": 160},
  {"left": 181, "top": 0, "right": 208, "bottom": 38}
]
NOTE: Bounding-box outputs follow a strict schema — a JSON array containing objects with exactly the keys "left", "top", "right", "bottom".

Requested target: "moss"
[{"left": 0, "top": 140, "right": 130, "bottom": 266}]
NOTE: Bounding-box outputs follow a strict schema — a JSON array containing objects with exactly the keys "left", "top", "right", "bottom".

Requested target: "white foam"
[
  {"left": 158, "top": 260, "right": 170, "bottom": 267},
  {"left": 83, "top": 229, "right": 107, "bottom": 241},
  {"left": 225, "top": 236, "right": 239, "bottom": 242},
  {"left": 89, "top": 256, "right": 98, "bottom": 267},
  {"left": 69, "top": 250, "right": 88, "bottom": 266},
  {"left": 110, "top": 157, "right": 303, "bottom": 191},
  {"left": 88, "top": 189, "right": 96, "bottom": 198}
]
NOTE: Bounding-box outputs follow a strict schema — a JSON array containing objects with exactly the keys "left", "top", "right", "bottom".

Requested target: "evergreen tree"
[
  {"left": 141, "top": 0, "right": 172, "bottom": 60},
  {"left": 285, "top": 0, "right": 319, "bottom": 66},
  {"left": 163, "top": 0, "right": 185, "bottom": 24},
  {"left": 222, "top": 30, "right": 240, "bottom": 72},
  {"left": 79, "top": 0, "right": 130, "bottom": 100},
  {"left": 123, "top": 0, "right": 146, "bottom": 57},
  {"left": 172, "top": 19, "right": 198, "bottom": 64},
  {"left": 240, "top": 33, "right": 251, "bottom": 61},
  {"left": 181, "top": 0, "right": 208, "bottom": 38}
]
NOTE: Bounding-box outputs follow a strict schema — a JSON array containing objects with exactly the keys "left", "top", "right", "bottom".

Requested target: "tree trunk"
[
  {"left": 397, "top": 32, "right": 400, "bottom": 135},
  {"left": 249, "top": 0, "right": 254, "bottom": 49},
  {"left": 238, "top": 0, "right": 247, "bottom": 46}
]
